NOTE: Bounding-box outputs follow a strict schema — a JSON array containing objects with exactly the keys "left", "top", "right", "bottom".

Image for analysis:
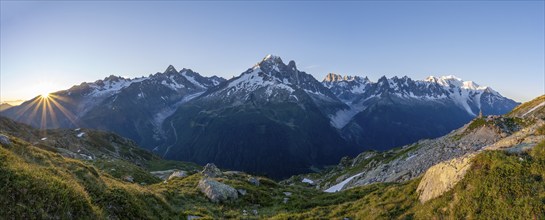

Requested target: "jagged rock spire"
[{"left": 164, "top": 65, "right": 178, "bottom": 74}]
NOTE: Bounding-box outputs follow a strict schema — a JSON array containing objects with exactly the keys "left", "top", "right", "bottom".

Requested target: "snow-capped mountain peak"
[
  {"left": 261, "top": 54, "right": 283, "bottom": 63},
  {"left": 180, "top": 69, "right": 206, "bottom": 89},
  {"left": 253, "top": 54, "right": 289, "bottom": 73},
  {"left": 221, "top": 55, "right": 301, "bottom": 96},
  {"left": 61, "top": 64, "right": 226, "bottom": 102},
  {"left": 324, "top": 73, "right": 517, "bottom": 126},
  {"left": 164, "top": 65, "right": 178, "bottom": 74},
  {"left": 323, "top": 73, "right": 344, "bottom": 82},
  {"left": 425, "top": 75, "right": 501, "bottom": 96},
  {"left": 424, "top": 75, "right": 462, "bottom": 86},
  {"left": 202, "top": 55, "right": 342, "bottom": 109},
  {"left": 425, "top": 75, "right": 486, "bottom": 90},
  {"left": 323, "top": 73, "right": 370, "bottom": 84},
  {"left": 87, "top": 75, "right": 146, "bottom": 97}
]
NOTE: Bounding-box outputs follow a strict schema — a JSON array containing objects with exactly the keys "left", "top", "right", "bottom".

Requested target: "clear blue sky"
[{"left": 1, "top": 1, "right": 544, "bottom": 102}]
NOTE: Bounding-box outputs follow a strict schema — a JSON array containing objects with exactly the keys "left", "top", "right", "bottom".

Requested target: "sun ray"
[
  {"left": 12, "top": 93, "right": 79, "bottom": 131},
  {"left": 14, "top": 98, "right": 41, "bottom": 121},
  {"left": 27, "top": 98, "right": 44, "bottom": 125},
  {"left": 45, "top": 98, "right": 59, "bottom": 128},
  {"left": 40, "top": 96, "right": 48, "bottom": 130},
  {"left": 48, "top": 96, "right": 79, "bottom": 127},
  {"left": 48, "top": 94, "right": 72, "bottom": 104}
]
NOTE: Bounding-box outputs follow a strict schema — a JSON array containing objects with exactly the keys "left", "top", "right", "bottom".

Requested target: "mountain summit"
[{"left": 164, "top": 65, "right": 178, "bottom": 74}]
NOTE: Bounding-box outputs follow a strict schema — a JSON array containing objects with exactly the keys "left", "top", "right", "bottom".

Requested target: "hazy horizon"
[{"left": 1, "top": 1, "right": 544, "bottom": 102}]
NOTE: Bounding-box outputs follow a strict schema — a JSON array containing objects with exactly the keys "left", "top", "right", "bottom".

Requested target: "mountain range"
[
  {"left": 0, "top": 55, "right": 519, "bottom": 178},
  {"left": 323, "top": 73, "right": 519, "bottom": 150}
]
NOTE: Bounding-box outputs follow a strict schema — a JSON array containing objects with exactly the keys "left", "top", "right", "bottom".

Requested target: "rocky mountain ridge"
[
  {"left": 1, "top": 55, "right": 520, "bottom": 178},
  {"left": 323, "top": 73, "right": 511, "bottom": 117},
  {"left": 1, "top": 66, "right": 226, "bottom": 149},
  {"left": 323, "top": 73, "right": 519, "bottom": 150}
]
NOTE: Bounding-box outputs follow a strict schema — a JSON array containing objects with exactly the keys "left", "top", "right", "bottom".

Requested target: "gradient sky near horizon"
[{"left": 1, "top": 1, "right": 544, "bottom": 103}]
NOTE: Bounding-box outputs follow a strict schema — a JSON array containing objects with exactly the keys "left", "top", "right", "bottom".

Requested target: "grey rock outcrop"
[
  {"left": 248, "top": 177, "right": 260, "bottom": 186},
  {"left": 186, "top": 215, "right": 201, "bottom": 220},
  {"left": 123, "top": 175, "right": 134, "bottom": 183},
  {"left": 0, "top": 134, "right": 11, "bottom": 146},
  {"left": 416, "top": 153, "right": 476, "bottom": 203},
  {"left": 237, "top": 189, "right": 247, "bottom": 196},
  {"left": 201, "top": 163, "right": 223, "bottom": 178},
  {"left": 198, "top": 178, "right": 238, "bottom": 203},
  {"left": 168, "top": 170, "right": 188, "bottom": 180}
]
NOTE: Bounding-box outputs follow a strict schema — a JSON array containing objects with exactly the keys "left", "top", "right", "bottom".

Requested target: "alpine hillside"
[{"left": 2, "top": 95, "right": 544, "bottom": 219}]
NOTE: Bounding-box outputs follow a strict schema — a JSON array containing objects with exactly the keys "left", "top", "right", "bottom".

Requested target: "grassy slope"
[
  {"left": 416, "top": 141, "right": 545, "bottom": 219},
  {"left": 2, "top": 135, "right": 545, "bottom": 219},
  {"left": 507, "top": 94, "right": 545, "bottom": 117},
  {"left": 0, "top": 136, "right": 175, "bottom": 219},
  {"left": 2, "top": 117, "right": 545, "bottom": 218},
  {"left": 274, "top": 140, "right": 545, "bottom": 219},
  {"left": 0, "top": 134, "right": 329, "bottom": 219},
  {"left": 0, "top": 132, "right": 421, "bottom": 219}
]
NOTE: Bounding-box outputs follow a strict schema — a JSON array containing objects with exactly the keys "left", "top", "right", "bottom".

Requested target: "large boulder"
[
  {"left": 168, "top": 171, "right": 188, "bottom": 180},
  {"left": 247, "top": 176, "right": 260, "bottom": 186},
  {"left": 123, "top": 175, "right": 134, "bottom": 183},
  {"left": 198, "top": 178, "right": 238, "bottom": 203},
  {"left": 201, "top": 163, "right": 222, "bottom": 178},
  {"left": 417, "top": 153, "right": 475, "bottom": 203},
  {"left": 0, "top": 134, "right": 11, "bottom": 147}
]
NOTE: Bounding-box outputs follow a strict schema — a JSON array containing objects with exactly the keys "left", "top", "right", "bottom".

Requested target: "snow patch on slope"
[
  {"left": 225, "top": 67, "right": 295, "bottom": 96},
  {"left": 302, "top": 178, "right": 314, "bottom": 184},
  {"left": 181, "top": 71, "right": 205, "bottom": 89},
  {"left": 325, "top": 172, "right": 363, "bottom": 193},
  {"left": 89, "top": 78, "right": 145, "bottom": 97},
  {"left": 448, "top": 88, "right": 476, "bottom": 116},
  {"left": 151, "top": 91, "right": 205, "bottom": 141},
  {"left": 329, "top": 103, "right": 368, "bottom": 129},
  {"left": 153, "top": 92, "right": 205, "bottom": 128},
  {"left": 523, "top": 101, "right": 545, "bottom": 117}
]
